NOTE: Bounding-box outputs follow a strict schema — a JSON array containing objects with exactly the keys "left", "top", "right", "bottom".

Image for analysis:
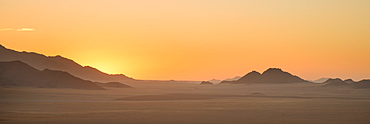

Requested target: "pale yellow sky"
[{"left": 1, "top": 0, "right": 370, "bottom": 80}]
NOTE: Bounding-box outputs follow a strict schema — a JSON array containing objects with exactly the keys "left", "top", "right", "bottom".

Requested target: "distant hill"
[
  {"left": 220, "top": 68, "right": 308, "bottom": 84},
  {"left": 236, "top": 71, "right": 262, "bottom": 84},
  {"left": 207, "top": 79, "right": 222, "bottom": 84},
  {"left": 223, "top": 76, "right": 242, "bottom": 81},
  {"left": 207, "top": 76, "right": 241, "bottom": 84},
  {"left": 352, "top": 80, "right": 370, "bottom": 89},
  {"left": 0, "top": 61, "right": 105, "bottom": 90},
  {"left": 321, "top": 78, "right": 370, "bottom": 89},
  {"left": 95, "top": 82, "right": 132, "bottom": 88},
  {"left": 312, "top": 78, "right": 330, "bottom": 83},
  {"left": 0, "top": 45, "right": 134, "bottom": 82},
  {"left": 322, "top": 78, "right": 348, "bottom": 87},
  {"left": 344, "top": 79, "right": 355, "bottom": 84},
  {"left": 200, "top": 81, "right": 213, "bottom": 85}
]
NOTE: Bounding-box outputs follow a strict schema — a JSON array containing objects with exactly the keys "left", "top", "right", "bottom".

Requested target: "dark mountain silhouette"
[
  {"left": 236, "top": 71, "right": 262, "bottom": 84},
  {"left": 95, "top": 82, "right": 132, "bottom": 88},
  {"left": 0, "top": 61, "right": 105, "bottom": 90},
  {"left": 322, "top": 78, "right": 349, "bottom": 87},
  {"left": 220, "top": 68, "right": 308, "bottom": 84},
  {"left": 352, "top": 79, "right": 370, "bottom": 89},
  {"left": 200, "top": 81, "right": 213, "bottom": 85},
  {"left": 0, "top": 44, "right": 134, "bottom": 82},
  {"left": 344, "top": 79, "right": 355, "bottom": 84},
  {"left": 322, "top": 78, "right": 370, "bottom": 89},
  {"left": 220, "top": 71, "right": 260, "bottom": 84}
]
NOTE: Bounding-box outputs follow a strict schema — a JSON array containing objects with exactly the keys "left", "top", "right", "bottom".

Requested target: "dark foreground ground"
[{"left": 1, "top": 83, "right": 369, "bottom": 124}]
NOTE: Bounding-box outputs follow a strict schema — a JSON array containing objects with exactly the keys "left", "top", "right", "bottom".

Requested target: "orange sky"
[{"left": 1, "top": 0, "right": 369, "bottom": 81}]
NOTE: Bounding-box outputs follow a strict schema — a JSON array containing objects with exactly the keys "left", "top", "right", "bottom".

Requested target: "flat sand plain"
[{"left": 1, "top": 82, "right": 370, "bottom": 124}]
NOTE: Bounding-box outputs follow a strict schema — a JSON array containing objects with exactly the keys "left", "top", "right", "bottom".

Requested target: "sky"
[{"left": 1, "top": 0, "right": 369, "bottom": 81}]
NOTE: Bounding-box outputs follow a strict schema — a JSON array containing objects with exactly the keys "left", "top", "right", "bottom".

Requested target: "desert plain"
[{"left": 1, "top": 82, "right": 369, "bottom": 124}]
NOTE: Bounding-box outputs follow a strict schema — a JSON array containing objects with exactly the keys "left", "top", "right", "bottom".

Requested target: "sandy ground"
[{"left": 0, "top": 82, "right": 370, "bottom": 124}]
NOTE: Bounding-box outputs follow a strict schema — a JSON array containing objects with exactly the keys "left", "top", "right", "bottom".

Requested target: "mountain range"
[
  {"left": 322, "top": 78, "right": 370, "bottom": 88},
  {"left": 0, "top": 61, "right": 105, "bottom": 90},
  {"left": 220, "top": 68, "right": 309, "bottom": 84},
  {"left": 1, "top": 44, "right": 368, "bottom": 89},
  {"left": 0, "top": 45, "right": 134, "bottom": 82}
]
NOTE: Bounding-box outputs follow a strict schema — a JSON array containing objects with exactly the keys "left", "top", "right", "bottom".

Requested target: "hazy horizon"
[
  {"left": 1, "top": 0, "right": 370, "bottom": 81},
  {"left": 1, "top": 44, "right": 368, "bottom": 82}
]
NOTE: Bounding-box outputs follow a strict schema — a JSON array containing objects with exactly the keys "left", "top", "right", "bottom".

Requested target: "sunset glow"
[{"left": 1, "top": 0, "right": 369, "bottom": 80}]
